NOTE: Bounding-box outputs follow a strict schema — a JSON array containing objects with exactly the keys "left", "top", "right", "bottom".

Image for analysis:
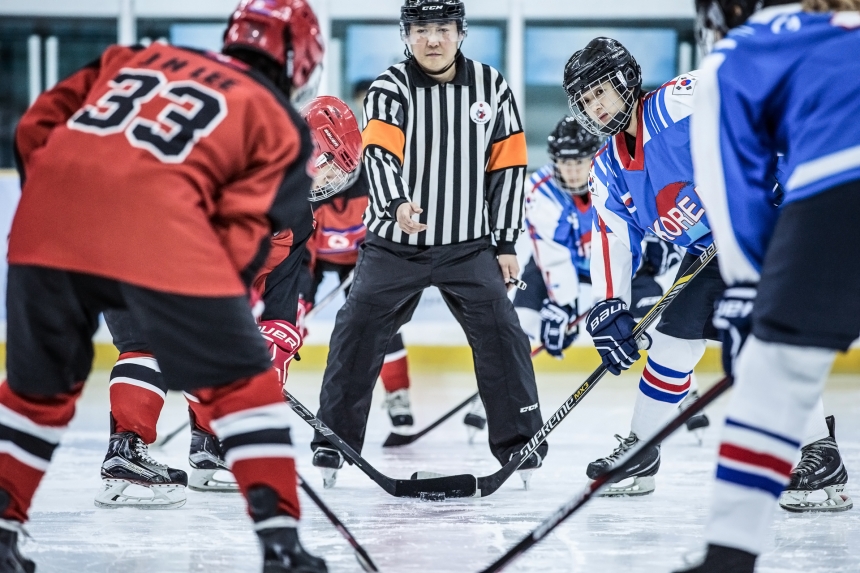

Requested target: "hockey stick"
[
  {"left": 297, "top": 472, "right": 379, "bottom": 572},
  {"left": 286, "top": 391, "right": 478, "bottom": 499},
  {"left": 382, "top": 309, "right": 591, "bottom": 448},
  {"left": 413, "top": 243, "right": 718, "bottom": 497},
  {"left": 152, "top": 417, "right": 190, "bottom": 449},
  {"left": 477, "top": 374, "right": 733, "bottom": 573},
  {"left": 305, "top": 270, "right": 354, "bottom": 321}
]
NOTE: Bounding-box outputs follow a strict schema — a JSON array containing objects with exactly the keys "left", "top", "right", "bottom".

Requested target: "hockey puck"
[{"left": 419, "top": 491, "right": 446, "bottom": 502}]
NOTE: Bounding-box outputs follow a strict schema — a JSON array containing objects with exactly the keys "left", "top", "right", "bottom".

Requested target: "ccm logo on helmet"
[{"left": 422, "top": 5, "right": 443, "bottom": 9}]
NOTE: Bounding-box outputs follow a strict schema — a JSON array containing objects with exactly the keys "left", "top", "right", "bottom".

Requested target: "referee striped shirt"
[{"left": 361, "top": 53, "right": 528, "bottom": 253}]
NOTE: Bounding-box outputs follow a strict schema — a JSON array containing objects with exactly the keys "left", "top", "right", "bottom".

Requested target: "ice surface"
[{"left": 20, "top": 370, "right": 860, "bottom": 572}]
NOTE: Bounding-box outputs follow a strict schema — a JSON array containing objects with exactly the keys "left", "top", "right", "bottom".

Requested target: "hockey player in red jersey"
[{"left": 0, "top": 1, "right": 329, "bottom": 571}]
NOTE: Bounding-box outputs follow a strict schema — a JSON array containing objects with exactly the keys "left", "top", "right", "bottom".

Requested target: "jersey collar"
[
  {"left": 612, "top": 99, "right": 645, "bottom": 172},
  {"left": 407, "top": 52, "right": 472, "bottom": 88}
]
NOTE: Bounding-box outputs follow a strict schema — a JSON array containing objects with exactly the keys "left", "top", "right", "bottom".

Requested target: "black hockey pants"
[{"left": 312, "top": 233, "right": 548, "bottom": 465}]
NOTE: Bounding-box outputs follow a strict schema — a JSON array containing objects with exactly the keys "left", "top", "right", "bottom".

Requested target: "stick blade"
[
  {"left": 382, "top": 432, "right": 416, "bottom": 447},
  {"left": 393, "top": 474, "right": 477, "bottom": 499}
]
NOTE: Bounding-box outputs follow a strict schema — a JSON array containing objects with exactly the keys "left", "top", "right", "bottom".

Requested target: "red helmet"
[
  {"left": 224, "top": 0, "right": 324, "bottom": 104},
  {"left": 301, "top": 96, "right": 363, "bottom": 202}
]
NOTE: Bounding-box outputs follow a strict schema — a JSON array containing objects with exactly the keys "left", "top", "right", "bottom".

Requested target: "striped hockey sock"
[{"left": 109, "top": 352, "right": 165, "bottom": 444}]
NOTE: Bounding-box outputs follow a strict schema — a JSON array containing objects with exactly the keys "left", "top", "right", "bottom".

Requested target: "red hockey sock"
[
  {"left": 109, "top": 352, "right": 164, "bottom": 444},
  {"left": 380, "top": 352, "right": 410, "bottom": 393},
  {"left": 191, "top": 369, "right": 300, "bottom": 520},
  {"left": 0, "top": 381, "right": 82, "bottom": 523}
]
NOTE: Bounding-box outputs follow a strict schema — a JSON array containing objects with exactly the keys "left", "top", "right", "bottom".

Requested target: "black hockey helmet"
[
  {"left": 400, "top": 0, "right": 468, "bottom": 34},
  {"left": 548, "top": 117, "right": 603, "bottom": 195},
  {"left": 695, "top": 0, "right": 764, "bottom": 53},
  {"left": 563, "top": 37, "right": 642, "bottom": 137}
]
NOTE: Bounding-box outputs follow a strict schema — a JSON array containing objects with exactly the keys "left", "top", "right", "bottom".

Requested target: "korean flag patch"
[{"left": 672, "top": 74, "right": 697, "bottom": 96}]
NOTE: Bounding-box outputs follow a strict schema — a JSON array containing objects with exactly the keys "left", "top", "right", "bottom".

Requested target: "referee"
[{"left": 312, "top": 0, "right": 547, "bottom": 485}]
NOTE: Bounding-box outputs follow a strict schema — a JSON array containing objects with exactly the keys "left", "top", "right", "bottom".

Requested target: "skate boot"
[
  {"left": 312, "top": 447, "right": 344, "bottom": 489},
  {"left": 586, "top": 432, "right": 660, "bottom": 496},
  {"left": 189, "top": 419, "right": 238, "bottom": 492},
  {"left": 95, "top": 431, "right": 188, "bottom": 509},
  {"left": 673, "top": 544, "right": 756, "bottom": 573},
  {"left": 463, "top": 397, "right": 487, "bottom": 444},
  {"left": 0, "top": 520, "right": 35, "bottom": 573},
  {"left": 680, "top": 390, "right": 710, "bottom": 446},
  {"left": 779, "top": 415, "right": 852, "bottom": 513},
  {"left": 249, "top": 486, "right": 327, "bottom": 573},
  {"left": 383, "top": 389, "right": 414, "bottom": 430},
  {"left": 514, "top": 451, "right": 542, "bottom": 491}
]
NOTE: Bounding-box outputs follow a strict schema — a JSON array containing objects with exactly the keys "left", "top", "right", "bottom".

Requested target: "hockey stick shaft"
[
  {"left": 306, "top": 270, "right": 354, "bottom": 321},
  {"left": 152, "top": 419, "right": 190, "bottom": 449},
  {"left": 479, "top": 374, "right": 733, "bottom": 573},
  {"left": 474, "top": 243, "right": 718, "bottom": 497},
  {"left": 285, "top": 391, "right": 478, "bottom": 498},
  {"left": 529, "top": 308, "right": 591, "bottom": 358},
  {"left": 383, "top": 393, "right": 479, "bottom": 447},
  {"left": 297, "top": 473, "right": 379, "bottom": 572}
]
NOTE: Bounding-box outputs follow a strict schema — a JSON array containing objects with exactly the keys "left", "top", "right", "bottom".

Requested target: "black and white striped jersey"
[{"left": 361, "top": 53, "right": 527, "bottom": 252}]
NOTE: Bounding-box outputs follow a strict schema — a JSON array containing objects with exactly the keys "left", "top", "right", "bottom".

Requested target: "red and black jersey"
[
  {"left": 10, "top": 43, "right": 313, "bottom": 297},
  {"left": 307, "top": 171, "right": 370, "bottom": 267}
]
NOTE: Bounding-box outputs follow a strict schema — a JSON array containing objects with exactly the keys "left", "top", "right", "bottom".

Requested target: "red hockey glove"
[{"left": 258, "top": 320, "right": 303, "bottom": 384}]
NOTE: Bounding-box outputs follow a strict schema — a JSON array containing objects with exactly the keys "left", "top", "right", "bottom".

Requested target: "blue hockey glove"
[
  {"left": 642, "top": 235, "right": 684, "bottom": 276},
  {"left": 713, "top": 285, "right": 757, "bottom": 377},
  {"left": 586, "top": 299, "right": 651, "bottom": 375},
  {"left": 540, "top": 300, "right": 578, "bottom": 358}
]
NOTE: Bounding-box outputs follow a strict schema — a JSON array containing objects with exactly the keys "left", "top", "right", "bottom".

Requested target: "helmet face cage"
[
  {"left": 568, "top": 70, "right": 638, "bottom": 137},
  {"left": 552, "top": 161, "right": 591, "bottom": 196},
  {"left": 695, "top": 0, "right": 764, "bottom": 55},
  {"left": 310, "top": 153, "right": 351, "bottom": 202}
]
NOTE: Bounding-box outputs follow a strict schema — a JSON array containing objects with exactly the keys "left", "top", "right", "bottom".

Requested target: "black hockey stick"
[
  {"left": 414, "top": 243, "right": 718, "bottom": 497},
  {"left": 286, "top": 391, "right": 478, "bottom": 499},
  {"left": 152, "top": 417, "right": 190, "bottom": 449},
  {"left": 297, "top": 472, "right": 379, "bottom": 572},
  {"left": 478, "top": 374, "right": 733, "bottom": 573},
  {"left": 382, "top": 309, "right": 591, "bottom": 448},
  {"left": 382, "top": 393, "right": 480, "bottom": 447}
]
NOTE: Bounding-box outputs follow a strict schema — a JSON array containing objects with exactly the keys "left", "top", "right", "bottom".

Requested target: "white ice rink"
[{"left": 19, "top": 369, "right": 860, "bottom": 573}]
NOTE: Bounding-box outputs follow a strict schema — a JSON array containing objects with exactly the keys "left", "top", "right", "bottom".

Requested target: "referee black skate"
[{"left": 311, "top": 0, "right": 547, "bottom": 489}]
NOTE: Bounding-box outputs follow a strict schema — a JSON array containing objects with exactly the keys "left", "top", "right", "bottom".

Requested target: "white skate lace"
[
  {"left": 604, "top": 434, "right": 636, "bottom": 463},
  {"left": 384, "top": 390, "right": 411, "bottom": 412},
  {"left": 133, "top": 437, "right": 168, "bottom": 469},
  {"left": 794, "top": 441, "right": 828, "bottom": 476}
]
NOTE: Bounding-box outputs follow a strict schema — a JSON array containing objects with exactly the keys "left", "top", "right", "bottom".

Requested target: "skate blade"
[
  {"left": 319, "top": 468, "right": 338, "bottom": 489},
  {"left": 779, "top": 485, "right": 854, "bottom": 513},
  {"left": 188, "top": 468, "right": 239, "bottom": 493},
  {"left": 94, "top": 479, "right": 186, "bottom": 510},
  {"left": 594, "top": 476, "right": 655, "bottom": 497},
  {"left": 518, "top": 469, "right": 535, "bottom": 491}
]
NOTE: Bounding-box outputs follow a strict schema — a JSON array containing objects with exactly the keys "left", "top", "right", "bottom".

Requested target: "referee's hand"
[
  {"left": 396, "top": 202, "right": 428, "bottom": 235},
  {"left": 498, "top": 254, "right": 520, "bottom": 292}
]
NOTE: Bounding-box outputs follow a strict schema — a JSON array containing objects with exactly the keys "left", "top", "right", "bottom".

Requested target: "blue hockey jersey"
[
  {"left": 589, "top": 72, "right": 713, "bottom": 306},
  {"left": 692, "top": 5, "right": 860, "bottom": 285},
  {"left": 525, "top": 164, "right": 593, "bottom": 306}
]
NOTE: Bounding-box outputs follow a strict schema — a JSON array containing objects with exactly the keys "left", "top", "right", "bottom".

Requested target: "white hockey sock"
[
  {"left": 706, "top": 336, "right": 835, "bottom": 555},
  {"left": 630, "top": 331, "right": 706, "bottom": 439},
  {"left": 801, "top": 397, "right": 829, "bottom": 446}
]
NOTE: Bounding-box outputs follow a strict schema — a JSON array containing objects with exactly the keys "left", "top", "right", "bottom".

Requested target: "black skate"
[
  {"left": 189, "top": 422, "right": 238, "bottom": 493},
  {"left": 95, "top": 431, "right": 188, "bottom": 509},
  {"left": 249, "top": 486, "right": 327, "bottom": 573},
  {"left": 383, "top": 389, "right": 414, "bottom": 429},
  {"left": 514, "top": 451, "right": 542, "bottom": 491},
  {"left": 312, "top": 447, "right": 344, "bottom": 490},
  {"left": 463, "top": 398, "right": 487, "bottom": 445},
  {"left": 680, "top": 390, "right": 710, "bottom": 446},
  {"left": 673, "top": 544, "right": 755, "bottom": 573},
  {"left": 0, "top": 521, "right": 35, "bottom": 573},
  {"left": 779, "top": 415, "right": 852, "bottom": 513},
  {"left": 586, "top": 432, "right": 660, "bottom": 496}
]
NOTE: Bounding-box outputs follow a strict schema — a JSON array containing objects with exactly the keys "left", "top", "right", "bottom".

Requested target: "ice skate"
[
  {"left": 95, "top": 431, "right": 188, "bottom": 509},
  {"left": 383, "top": 389, "right": 414, "bottom": 431},
  {"left": 312, "top": 447, "right": 344, "bottom": 489},
  {"left": 514, "top": 451, "right": 542, "bottom": 490},
  {"left": 257, "top": 525, "right": 327, "bottom": 573},
  {"left": 673, "top": 544, "right": 756, "bottom": 573},
  {"left": 189, "top": 423, "right": 238, "bottom": 492},
  {"left": 779, "top": 416, "right": 852, "bottom": 513},
  {"left": 586, "top": 432, "right": 659, "bottom": 497},
  {"left": 680, "top": 390, "right": 710, "bottom": 446},
  {"left": 0, "top": 520, "right": 35, "bottom": 573},
  {"left": 463, "top": 397, "right": 487, "bottom": 444}
]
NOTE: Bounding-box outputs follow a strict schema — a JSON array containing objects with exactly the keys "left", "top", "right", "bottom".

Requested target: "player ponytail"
[{"left": 802, "top": 0, "right": 860, "bottom": 11}]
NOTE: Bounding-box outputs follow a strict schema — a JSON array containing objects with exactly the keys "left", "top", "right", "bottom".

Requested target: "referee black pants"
[{"left": 312, "top": 233, "right": 548, "bottom": 465}]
